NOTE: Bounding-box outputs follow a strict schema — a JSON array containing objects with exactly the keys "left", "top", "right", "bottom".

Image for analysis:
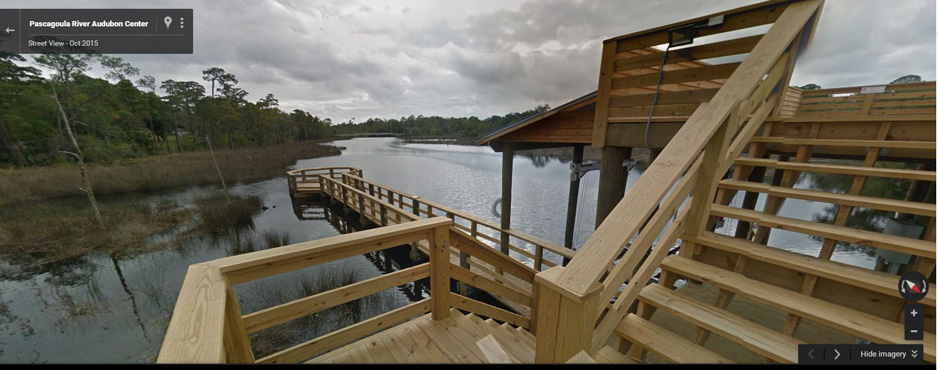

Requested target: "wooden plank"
[
  {"left": 259, "top": 299, "right": 432, "bottom": 363},
  {"left": 451, "top": 265, "right": 531, "bottom": 306},
  {"left": 711, "top": 204, "right": 935, "bottom": 257},
  {"left": 615, "top": 313, "right": 733, "bottom": 363},
  {"left": 609, "top": 88, "right": 719, "bottom": 107},
  {"left": 449, "top": 228, "right": 537, "bottom": 283},
  {"left": 565, "top": 350, "right": 597, "bottom": 363},
  {"left": 558, "top": 0, "right": 822, "bottom": 295},
  {"left": 735, "top": 157, "right": 936, "bottom": 181},
  {"left": 242, "top": 264, "right": 430, "bottom": 333},
  {"left": 449, "top": 293, "right": 530, "bottom": 329},
  {"left": 595, "top": 346, "right": 637, "bottom": 363},
  {"left": 718, "top": 179, "right": 936, "bottom": 216},
  {"left": 639, "top": 284, "right": 803, "bottom": 363},
  {"left": 661, "top": 256, "right": 937, "bottom": 362},
  {"left": 157, "top": 264, "right": 227, "bottom": 363},
  {"left": 615, "top": 35, "right": 763, "bottom": 72},
  {"left": 609, "top": 0, "right": 788, "bottom": 51},
  {"left": 477, "top": 335, "right": 517, "bottom": 363},
  {"left": 612, "top": 62, "right": 741, "bottom": 90},
  {"left": 223, "top": 286, "right": 254, "bottom": 363},
  {"left": 687, "top": 231, "right": 936, "bottom": 307},
  {"left": 750, "top": 137, "right": 936, "bottom": 150},
  {"left": 416, "top": 317, "right": 485, "bottom": 363},
  {"left": 213, "top": 217, "right": 449, "bottom": 279},
  {"left": 593, "top": 41, "right": 618, "bottom": 146}
]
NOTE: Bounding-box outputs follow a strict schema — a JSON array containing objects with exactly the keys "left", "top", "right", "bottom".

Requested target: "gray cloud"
[{"left": 8, "top": 0, "right": 935, "bottom": 122}]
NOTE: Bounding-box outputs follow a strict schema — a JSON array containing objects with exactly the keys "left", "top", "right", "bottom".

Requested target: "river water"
[{"left": 0, "top": 138, "right": 875, "bottom": 363}]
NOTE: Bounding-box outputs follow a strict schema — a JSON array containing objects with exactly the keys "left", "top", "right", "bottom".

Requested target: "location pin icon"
[{"left": 164, "top": 16, "right": 173, "bottom": 29}]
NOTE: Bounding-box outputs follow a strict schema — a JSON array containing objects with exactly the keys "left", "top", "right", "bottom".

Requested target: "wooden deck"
[{"left": 308, "top": 308, "right": 633, "bottom": 364}]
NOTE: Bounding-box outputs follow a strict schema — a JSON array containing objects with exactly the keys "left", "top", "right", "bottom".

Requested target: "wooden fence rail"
[{"left": 157, "top": 217, "right": 452, "bottom": 363}]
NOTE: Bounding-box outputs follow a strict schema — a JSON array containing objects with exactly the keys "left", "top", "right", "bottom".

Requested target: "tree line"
[
  {"left": 1, "top": 51, "right": 546, "bottom": 167},
  {"left": 0, "top": 52, "right": 336, "bottom": 167}
]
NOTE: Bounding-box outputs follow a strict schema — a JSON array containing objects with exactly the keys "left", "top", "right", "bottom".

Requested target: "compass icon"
[{"left": 899, "top": 271, "right": 929, "bottom": 302}]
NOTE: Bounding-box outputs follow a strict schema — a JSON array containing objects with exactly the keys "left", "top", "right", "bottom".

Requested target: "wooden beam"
[
  {"left": 595, "top": 146, "right": 631, "bottom": 228},
  {"left": 501, "top": 142, "right": 514, "bottom": 258}
]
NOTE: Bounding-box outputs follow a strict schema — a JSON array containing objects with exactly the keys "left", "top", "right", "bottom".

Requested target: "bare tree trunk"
[
  {"left": 206, "top": 135, "right": 231, "bottom": 203},
  {"left": 173, "top": 113, "right": 181, "bottom": 152},
  {"left": 52, "top": 89, "right": 104, "bottom": 229}
]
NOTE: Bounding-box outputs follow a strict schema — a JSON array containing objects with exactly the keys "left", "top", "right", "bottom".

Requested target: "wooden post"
[
  {"left": 563, "top": 144, "right": 585, "bottom": 265},
  {"left": 379, "top": 204, "right": 388, "bottom": 226},
  {"left": 223, "top": 285, "right": 254, "bottom": 363},
  {"left": 500, "top": 142, "right": 514, "bottom": 257},
  {"left": 430, "top": 225, "right": 451, "bottom": 320},
  {"left": 341, "top": 186, "right": 349, "bottom": 214},
  {"left": 357, "top": 193, "right": 366, "bottom": 225},
  {"left": 533, "top": 266, "right": 601, "bottom": 363},
  {"left": 595, "top": 146, "right": 631, "bottom": 228},
  {"left": 317, "top": 176, "right": 325, "bottom": 201}
]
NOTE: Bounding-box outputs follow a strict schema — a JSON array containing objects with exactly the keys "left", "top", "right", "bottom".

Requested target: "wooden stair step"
[
  {"left": 688, "top": 231, "right": 936, "bottom": 307},
  {"left": 710, "top": 204, "right": 935, "bottom": 257},
  {"left": 615, "top": 313, "right": 733, "bottom": 363},
  {"left": 500, "top": 322, "right": 535, "bottom": 350},
  {"left": 734, "top": 157, "right": 936, "bottom": 181},
  {"left": 718, "top": 179, "right": 936, "bottom": 217},
  {"left": 480, "top": 319, "right": 534, "bottom": 363},
  {"left": 748, "top": 137, "right": 937, "bottom": 150},
  {"left": 449, "top": 309, "right": 492, "bottom": 340},
  {"left": 594, "top": 346, "right": 638, "bottom": 363},
  {"left": 660, "top": 255, "right": 936, "bottom": 362},
  {"left": 638, "top": 284, "right": 803, "bottom": 363}
]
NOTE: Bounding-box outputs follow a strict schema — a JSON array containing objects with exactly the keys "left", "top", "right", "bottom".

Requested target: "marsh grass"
[
  {"left": 246, "top": 266, "right": 399, "bottom": 358},
  {"left": 261, "top": 229, "right": 291, "bottom": 249},
  {"left": 193, "top": 193, "right": 263, "bottom": 234},
  {"left": 0, "top": 197, "right": 193, "bottom": 265},
  {"left": 0, "top": 142, "right": 341, "bottom": 204}
]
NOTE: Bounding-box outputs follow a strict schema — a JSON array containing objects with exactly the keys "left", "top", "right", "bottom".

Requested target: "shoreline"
[{"left": 0, "top": 141, "right": 343, "bottom": 205}]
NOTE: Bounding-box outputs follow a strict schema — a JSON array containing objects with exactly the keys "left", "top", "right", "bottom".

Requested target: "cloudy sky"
[{"left": 11, "top": 0, "right": 937, "bottom": 123}]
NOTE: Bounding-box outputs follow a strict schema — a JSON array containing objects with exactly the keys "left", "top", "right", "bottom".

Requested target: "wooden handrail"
[{"left": 159, "top": 216, "right": 452, "bottom": 363}]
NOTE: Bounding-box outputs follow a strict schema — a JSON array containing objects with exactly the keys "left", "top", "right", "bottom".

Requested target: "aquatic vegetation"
[
  {"left": 261, "top": 229, "right": 291, "bottom": 249},
  {"left": 0, "top": 142, "right": 342, "bottom": 204},
  {"left": 193, "top": 193, "right": 263, "bottom": 234}
]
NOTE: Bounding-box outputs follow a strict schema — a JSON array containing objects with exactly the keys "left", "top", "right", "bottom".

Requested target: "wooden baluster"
[
  {"left": 379, "top": 204, "right": 388, "bottom": 226},
  {"left": 223, "top": 285, "right": 254, "bottom": 363},
  {"left": 341, "top": 186, "right": 349, "bottom": 214},
  {"left": 534, "top": 245, "right": 544, "bottom": 271},
  {"left": 357, "top": 193, "right": 366, "bottom": 225}
]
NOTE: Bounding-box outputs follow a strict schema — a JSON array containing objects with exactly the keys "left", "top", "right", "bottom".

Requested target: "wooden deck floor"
[
  {"left": 308, "top": 309, "right": 536, "bottom": 363},
  {"left": 308, "top": 308, "right": 636, "bottom": 364}
]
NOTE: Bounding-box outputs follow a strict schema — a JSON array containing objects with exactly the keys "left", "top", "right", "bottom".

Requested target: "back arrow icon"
[
  {"left": 808, "top": 349, "right": 815, "bottom": 359},
  {"left": 834, "top": 349, "right": 841, "bottom": 360},
  {"left": 4, "top": 27, "right": 13, "bottom": 34}
]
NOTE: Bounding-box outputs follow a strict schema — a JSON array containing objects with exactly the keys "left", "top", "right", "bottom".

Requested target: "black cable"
[{"left": 644, "top": 45, "right": 671, "bottom": 152}]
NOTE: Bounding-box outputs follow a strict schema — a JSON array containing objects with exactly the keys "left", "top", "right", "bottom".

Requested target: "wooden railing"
[
  {"left": 336, "top": 173, "right": 576, "bottom": 271},
  {"left": 287, "top": 167, "right": 362, "bottom": 195},
  {"left": 531, "top": 0, "right": 823, "bottom": 362},
  {"left": 795, "top": 81, "right": 936, "bottom": 117},
  {"left": 157, "top": 217, "right": 452, "bottom": 363},
  {"left": 317, "top": 174, "right": 541, "bottom": 314}
]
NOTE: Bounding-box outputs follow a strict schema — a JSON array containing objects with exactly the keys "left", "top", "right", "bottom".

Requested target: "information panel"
[{"left": 0, "top": 9, "right": 193, "bottom": 54}]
